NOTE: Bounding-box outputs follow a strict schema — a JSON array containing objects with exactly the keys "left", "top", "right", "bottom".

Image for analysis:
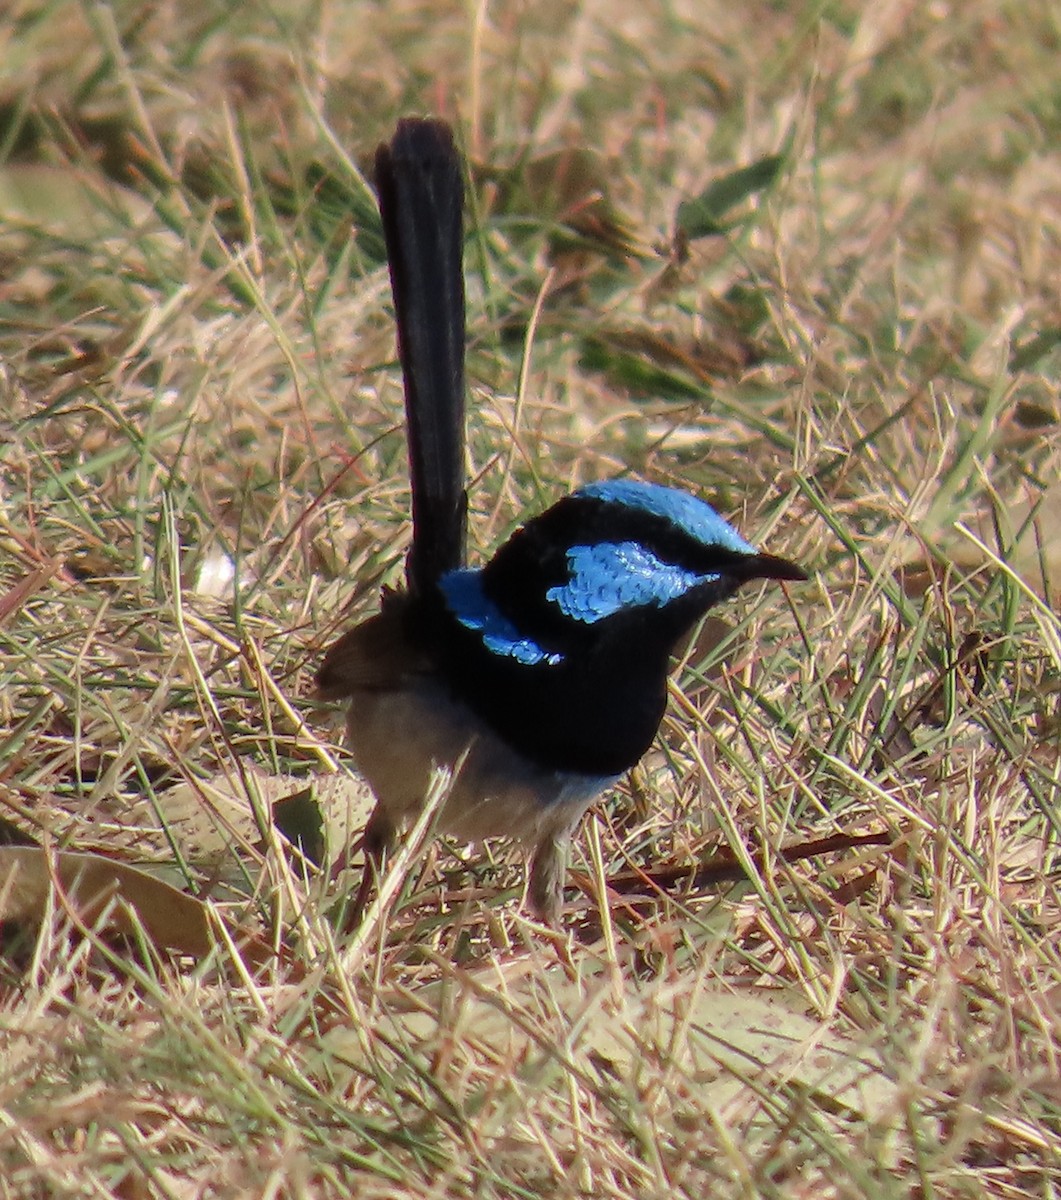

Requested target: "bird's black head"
[{"left": 477, "top": 479, "right": 803, "bottom": 654}]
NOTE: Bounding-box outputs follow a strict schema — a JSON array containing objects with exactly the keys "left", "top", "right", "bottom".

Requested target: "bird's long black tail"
[{"left": 375, "top": 118, "right": 467, "bottom": 595}]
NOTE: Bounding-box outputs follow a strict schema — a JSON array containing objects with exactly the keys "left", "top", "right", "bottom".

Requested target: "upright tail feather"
[{"left": 375, "top": 118, "right": 468, "bottom": 595}]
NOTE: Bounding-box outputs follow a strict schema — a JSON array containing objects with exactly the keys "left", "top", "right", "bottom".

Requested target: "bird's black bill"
[
  {"left": 375, "top": 118, "right": 468, "bottom": 595},
  {"left": 736, "top": 553, "right": 808, "bottom": 585}
]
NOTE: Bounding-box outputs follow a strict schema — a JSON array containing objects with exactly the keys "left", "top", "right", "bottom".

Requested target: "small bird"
[{"left": 318, "top": 118, "right": 806, "bottom": 923}]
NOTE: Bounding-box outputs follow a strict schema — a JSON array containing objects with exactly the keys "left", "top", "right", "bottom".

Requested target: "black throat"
[{"left": 426, "top": 576, "right": 742, "bottom": 777}]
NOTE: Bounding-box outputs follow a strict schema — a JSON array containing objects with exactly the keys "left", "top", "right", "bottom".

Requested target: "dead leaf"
[
  {"left": 159, "top": 765, "right": 373, "bottom": 878},
  {"left": 0, "top": 845, "right": 215, "bottom": 957},
  {"left": 321, "top": 956, "right": 901, "bottom": 1137}
]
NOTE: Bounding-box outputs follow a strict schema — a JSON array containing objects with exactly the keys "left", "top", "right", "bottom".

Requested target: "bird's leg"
[
  {"left": 344, "top": 805, "right": 397, "bottom": 931},
  {"left": 528, "top": 833, "right": 569, "bottom": 925}
]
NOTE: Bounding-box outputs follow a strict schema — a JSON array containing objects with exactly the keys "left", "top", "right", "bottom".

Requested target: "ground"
[{"left": 0, "top": 1, "right": 1059, "bottom": 1196}]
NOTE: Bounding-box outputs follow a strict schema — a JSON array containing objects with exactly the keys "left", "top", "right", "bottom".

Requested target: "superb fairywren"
[{"left": 318, "top": 119, "right": 806, "bottom": 923}]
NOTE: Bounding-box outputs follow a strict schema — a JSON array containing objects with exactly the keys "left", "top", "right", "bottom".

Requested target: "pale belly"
[{"left": 345, "top": 681, "right": 618, "bottom": 849}]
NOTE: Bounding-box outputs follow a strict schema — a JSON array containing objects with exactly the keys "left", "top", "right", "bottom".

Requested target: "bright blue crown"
[{"left": 576, "top": 480, "right": 756, "bottom": 555}]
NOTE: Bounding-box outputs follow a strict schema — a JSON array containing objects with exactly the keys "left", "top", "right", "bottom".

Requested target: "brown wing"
[{"left": 316, "top": 593, "right": 433, "bottom": 699}]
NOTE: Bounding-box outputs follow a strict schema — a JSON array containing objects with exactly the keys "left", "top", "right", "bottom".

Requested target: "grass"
[{"left": 1, "top": 0, "right": 1060, "bottom": 1195}]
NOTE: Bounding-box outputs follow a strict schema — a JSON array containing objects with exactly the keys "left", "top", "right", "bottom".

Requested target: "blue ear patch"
[
  {"left": 578, "top": 480, "right": 756, "bottom": 555},
  {"left": 547, "top": 541, "right": 717, "bottom": 624},
  {"left": 440, "top": 569, "right": 564, "bottom": 666}
]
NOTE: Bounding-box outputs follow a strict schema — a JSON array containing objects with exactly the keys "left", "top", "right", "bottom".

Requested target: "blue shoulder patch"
[
  {"left": 547, "top": 541, "right": 717, "bottom": 624},
  {"left": 577, "top": 480, "right": 756, "bottom": 555},
  {"left": 440, "top": 569, "right": 564, "bottom": 667}
]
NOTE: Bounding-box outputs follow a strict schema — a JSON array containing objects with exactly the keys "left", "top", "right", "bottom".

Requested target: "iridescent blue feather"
[
  {"left": 440, "top": 569, "right": 564, "bottom": 666},
  {"left": 546, "top": 541, "right": 717, "bottom": 624},
  {"left": 577, "top": 480, "right": 756, "bottom": 555}
]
